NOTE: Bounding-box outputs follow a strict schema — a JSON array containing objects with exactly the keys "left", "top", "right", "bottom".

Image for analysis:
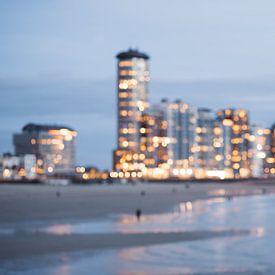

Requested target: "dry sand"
[
  {"left": 0, "top": 179, "right": 275, "bottom": 259},
  {"left": 1, "top": 180, "right": 275, "bottom": 223}
]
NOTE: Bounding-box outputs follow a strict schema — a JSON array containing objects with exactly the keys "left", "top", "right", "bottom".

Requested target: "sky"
[{"left": 0, "top": 0, "right": 275, "bottom": 169}]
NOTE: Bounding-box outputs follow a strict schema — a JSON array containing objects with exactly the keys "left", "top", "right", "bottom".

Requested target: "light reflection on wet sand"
[
  {"left": 43, "top": 224, "right": 73, "bottom": 236},
  {"left": 1, "top": 194, "right": 274, "bottom": 236},
  {"left": 34, "top": 194, "right": 268, "bottom": 236}
]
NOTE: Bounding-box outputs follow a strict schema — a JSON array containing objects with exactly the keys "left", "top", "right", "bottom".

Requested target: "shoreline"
[
  {"left": 0, "top": 229, "right": 251, "bottom": 260},
  {"left": 1, "top": 177, "right": 275, "bottom": 185}
]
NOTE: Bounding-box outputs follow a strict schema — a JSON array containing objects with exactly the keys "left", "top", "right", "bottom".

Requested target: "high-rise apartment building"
[
  {"left": 216, "top": 109, "right": 250, "bottom": 178},
  {"left": 264, "top": 124, "right": 275, "bottom": 177},
  {"left": 249, "top": 125, "right": 271, "bottom": 178},
  {"left": 113, "top": 49, "right": 150, "bottom": 178},
  {"left": 13, "top": 123, "right": 77, "bottom": 176},
  {"left": 166, "top": 100, "right": 190, "bottom": 165},
  {"left": 192, "top": 108, "right": 216, "bottom": 178},
  {"left": 150, "top": 103, "right": 170, "bottom": 168},
  {"left": 161, "top": 99, "right": 194, "bottom": 178}
]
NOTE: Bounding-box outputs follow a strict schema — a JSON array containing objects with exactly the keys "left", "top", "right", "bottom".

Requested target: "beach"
[
  {"left": 1, "top": 179, "right": 275, "bottom": 263},
  {"left": 0, "top": 180, "right": 275, "bottom": 274}
]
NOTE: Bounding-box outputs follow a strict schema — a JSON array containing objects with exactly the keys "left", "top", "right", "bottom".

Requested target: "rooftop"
[
  {"left": 198, "top": 108, "right": 212, "bottom": 113},
  {"left": 22, "top": 123, "right": 75, "bottom": 132},
  {"left": 116, "top": 48, "right": 149, "bottom": 60}
]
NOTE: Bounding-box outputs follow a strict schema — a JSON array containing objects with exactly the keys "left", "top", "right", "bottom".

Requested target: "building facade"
[
  {"left": 0, "top": 153, "right": 36, "bottom": 181},
  {"left": 249, "top": 125, "right": 271, "bottom": 178},
  {"left": 160, "top": 99, "right": 194, "bottom": 178},
  {"left": 113, "top": 49, "right": 150, "bottom": 178},
  {"left": 216, "top": 109, "right": 250, "bottom": 178},
  {"left": 264, "top": 124, "right": 275, "bottom": 177},
  {"left": 13, "top": 123, "right": 77, "bottom": 176},
  {"left": 192, "top": 108, "right": 216, "bottom": 178}
]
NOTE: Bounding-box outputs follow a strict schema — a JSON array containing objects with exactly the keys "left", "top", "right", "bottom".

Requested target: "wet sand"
[
  {"left": 0, "top": 180, "right": 275, "bottom": 260},
  {"left": 0, "top": 230, "right": 250, "bottom": 260}
]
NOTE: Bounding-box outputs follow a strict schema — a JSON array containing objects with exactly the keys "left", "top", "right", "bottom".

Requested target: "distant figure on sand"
[
  {"left": 136, "top": 209, "right": 142, "bottom": 220},
  {"left": 56, "top": 191, "right": 61, "bottom": 198},
  {"left": 227, "top": 195, "right": 232, "bottom": 201}
]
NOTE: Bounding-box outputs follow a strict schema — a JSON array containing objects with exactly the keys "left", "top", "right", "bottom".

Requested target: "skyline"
[
  {"left": 1, "top": 1, "right": 275, "bottom": 169},
  {"left": 1, "top": 72, "right": 275, "bottom": 170}
]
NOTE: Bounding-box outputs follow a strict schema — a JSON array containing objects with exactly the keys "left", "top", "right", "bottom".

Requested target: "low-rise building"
[
  {"left": 0, "top": 153, "right": 37, "bottom": 181},
  {"left": 13, "top": 123, "right": 77, "bottom": 176}
]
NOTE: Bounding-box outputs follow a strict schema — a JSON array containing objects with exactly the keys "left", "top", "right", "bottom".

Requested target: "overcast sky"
[{"left": 1, "top": 0, "right": 275, "bottom": 169}]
